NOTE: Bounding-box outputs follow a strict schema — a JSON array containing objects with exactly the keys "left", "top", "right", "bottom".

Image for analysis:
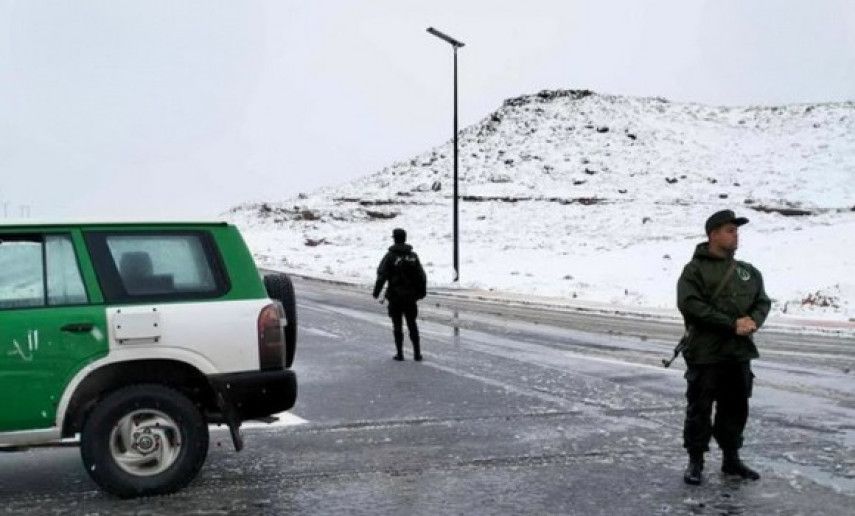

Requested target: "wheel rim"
[{"left": 109, "top": 409, "right": 182, "bottom": 477}]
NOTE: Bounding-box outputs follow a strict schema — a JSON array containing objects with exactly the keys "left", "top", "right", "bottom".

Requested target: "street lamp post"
[{"left": 426, "top": 27, "right": 464, "bottom": 283}]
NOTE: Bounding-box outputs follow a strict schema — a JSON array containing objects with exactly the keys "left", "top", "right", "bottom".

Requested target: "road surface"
[{"left": 1, "top": 275, "right": 853, "bottom": 514}]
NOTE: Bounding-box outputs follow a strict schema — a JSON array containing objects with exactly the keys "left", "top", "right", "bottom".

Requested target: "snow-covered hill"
[{"left": 229, "top": 90, "right": 855, "bottom": 322}]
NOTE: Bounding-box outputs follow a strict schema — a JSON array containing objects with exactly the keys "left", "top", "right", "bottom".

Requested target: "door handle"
[{"left": 61, "top": 322, "right": 94, "bottom": 333}]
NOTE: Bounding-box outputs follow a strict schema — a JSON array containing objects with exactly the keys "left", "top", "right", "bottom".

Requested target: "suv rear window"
[
  {"left": 85, "top": 231, "right": 229, "bottom": 303},
  {"left": 0, "top": 234, "right": 88, "bottom": 309}
]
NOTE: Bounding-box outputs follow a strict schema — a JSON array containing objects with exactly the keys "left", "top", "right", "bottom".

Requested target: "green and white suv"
[{"left": 0, "top": 221, "right": 297, "bottom": 497}]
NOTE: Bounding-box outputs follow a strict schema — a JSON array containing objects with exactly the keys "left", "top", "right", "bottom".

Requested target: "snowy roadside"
[
  {"left": 242, "top": 212, "right": 855, "bottom": 331},
  {"left": 265, "top": 267, "right": 855, "bottom": 339}
]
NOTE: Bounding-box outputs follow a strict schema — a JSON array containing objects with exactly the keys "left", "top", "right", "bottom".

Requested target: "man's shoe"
[
  {"left": 722, "top": 459, "right": 760, "bottom": 480},
  {"left": 414, "top": 354, "right": 423, "bottom": 362},
  {"left": 683, "top": 458, "right": 704, "bottom": 485},
  {"left": 393, "top": 354, "right": 404, "bottom": 361}
]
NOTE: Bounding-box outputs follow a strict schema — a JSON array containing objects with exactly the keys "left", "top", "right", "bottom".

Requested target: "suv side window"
[
  {"left": 46, "top": 235, "right": 89, "bottom": 306},
  {"left": 0, "top": 234, "right": 88, "bottom": 309},
  {"left": 85, "top": 231, "right": 229, "bottom": 303},
  {"left": 0, "top": 235, "right": 45, "bottom": 309}
]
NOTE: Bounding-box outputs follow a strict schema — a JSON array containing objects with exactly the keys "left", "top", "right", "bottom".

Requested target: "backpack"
[{"left": 389, "top": 252, "right": 426, "bottom": 301}]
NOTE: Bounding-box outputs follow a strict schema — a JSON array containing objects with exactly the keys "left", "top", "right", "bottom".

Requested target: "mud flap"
[{"left": 214, "top": 390, "right": 244, "bottom": 452}]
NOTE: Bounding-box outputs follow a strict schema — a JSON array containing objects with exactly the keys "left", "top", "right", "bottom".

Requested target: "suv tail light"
[{"left": 257, "top": 302, "right": 285, "bottom": 370}]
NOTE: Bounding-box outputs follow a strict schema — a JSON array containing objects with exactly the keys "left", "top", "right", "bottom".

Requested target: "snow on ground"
[{"left": 228, "top": 90, "right": 855, "bottom": 323}]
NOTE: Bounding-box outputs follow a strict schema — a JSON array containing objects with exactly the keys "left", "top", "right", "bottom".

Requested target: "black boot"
[
  {"left": 393, "top": 334, "right": 404, "bottom": 361},
  {"left": 683, "top": 452, "right": 704, "bottom": 485},
  {"left": 721, "top": 450, "right": 760, "bottom": 480},
  {"left": 413, "top": 339, "right": 422, "bottom": 361}
]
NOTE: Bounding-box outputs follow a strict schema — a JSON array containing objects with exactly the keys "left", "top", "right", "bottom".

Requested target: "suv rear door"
[
  {"left": 82, "top": 228, "right": 262, "bottom": 374},
  {"left": 0, "top": 231, "right": 108, "bottom": 432}
]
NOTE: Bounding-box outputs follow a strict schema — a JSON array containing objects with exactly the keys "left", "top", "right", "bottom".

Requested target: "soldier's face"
[{"left": 710, "top": 223, "right": 739, "bottom": 251}]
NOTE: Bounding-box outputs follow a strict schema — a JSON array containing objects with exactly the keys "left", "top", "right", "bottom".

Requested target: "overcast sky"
[{"left": 1, "top": 0, "right": 854, "bottom": 219}]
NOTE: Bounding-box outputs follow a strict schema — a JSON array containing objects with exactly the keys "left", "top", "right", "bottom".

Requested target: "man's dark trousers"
[
  {"left": 684, "top": 361, "right": 753, "bottom": 454},
  {"left": 388, "top": 300, "right": 420, "bottom": 357}
]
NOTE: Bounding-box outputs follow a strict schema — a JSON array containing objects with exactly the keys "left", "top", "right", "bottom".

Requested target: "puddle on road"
[{"left": 453, "top": 309, "right": 460, "bottom": 345}]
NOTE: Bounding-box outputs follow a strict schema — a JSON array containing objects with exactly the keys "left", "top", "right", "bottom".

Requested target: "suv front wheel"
[{"left": 80, "top": 384, "right": 209, "bottom": 498}]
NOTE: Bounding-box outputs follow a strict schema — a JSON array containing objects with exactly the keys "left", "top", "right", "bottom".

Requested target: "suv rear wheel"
[{"left": 80, "top": 384, "right": 209, "bottom": 498}]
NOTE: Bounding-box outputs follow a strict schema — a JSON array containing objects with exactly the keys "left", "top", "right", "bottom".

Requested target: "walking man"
[
  {"left": 677, "top": 210, "right": 771, "bottom": 485},
  {"left": 373, "top": 228, "right": 427, "bottom": 361}
]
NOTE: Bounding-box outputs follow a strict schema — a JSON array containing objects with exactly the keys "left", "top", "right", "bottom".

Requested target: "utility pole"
[{"left": 426, "top": 27, "right": 465, "bottom": 283}]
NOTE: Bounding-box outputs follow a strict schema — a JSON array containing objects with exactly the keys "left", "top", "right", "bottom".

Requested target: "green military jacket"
[{"left": 676, "top": 242, "right": 772, "bottom": 364}]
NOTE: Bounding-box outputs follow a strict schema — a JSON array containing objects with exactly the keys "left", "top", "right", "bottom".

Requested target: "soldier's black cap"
[
  {"left": 392, "top": 228, "right": 407, "bottom": 243},
  {"left": 705, "top": 210, "right": 749, "bottom": 234}
]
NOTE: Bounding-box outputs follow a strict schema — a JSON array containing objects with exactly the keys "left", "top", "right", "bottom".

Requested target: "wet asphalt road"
[{"left": 1, "top": 276, "right": 854, "bottom": 515}]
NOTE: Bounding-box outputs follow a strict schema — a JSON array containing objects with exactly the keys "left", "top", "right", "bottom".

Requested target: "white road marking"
[
  {"left": 209, "top": 411, "right": 309, "bottom": 432},
  {"left": 303, "top": 327, "right": 342, "bottom": 339},
  {"left": 240, "top": 411, "right": 308, "bottom": 429}
]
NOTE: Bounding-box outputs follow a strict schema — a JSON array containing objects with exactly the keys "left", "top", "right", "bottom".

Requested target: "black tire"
[
  {"left": 80, "top": 384, "right": 209, "bottom": 498},
  {"left": 263, "top": 273, "right": 298, "bottom": 367}
]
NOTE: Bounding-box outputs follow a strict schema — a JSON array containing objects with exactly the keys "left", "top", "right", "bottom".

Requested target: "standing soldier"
[
  {"left": 677, "top": 210, "right": 771, "bottom": 485},
  {"left": 373, "top": 228, "right": 427, "bottom": 361}
]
